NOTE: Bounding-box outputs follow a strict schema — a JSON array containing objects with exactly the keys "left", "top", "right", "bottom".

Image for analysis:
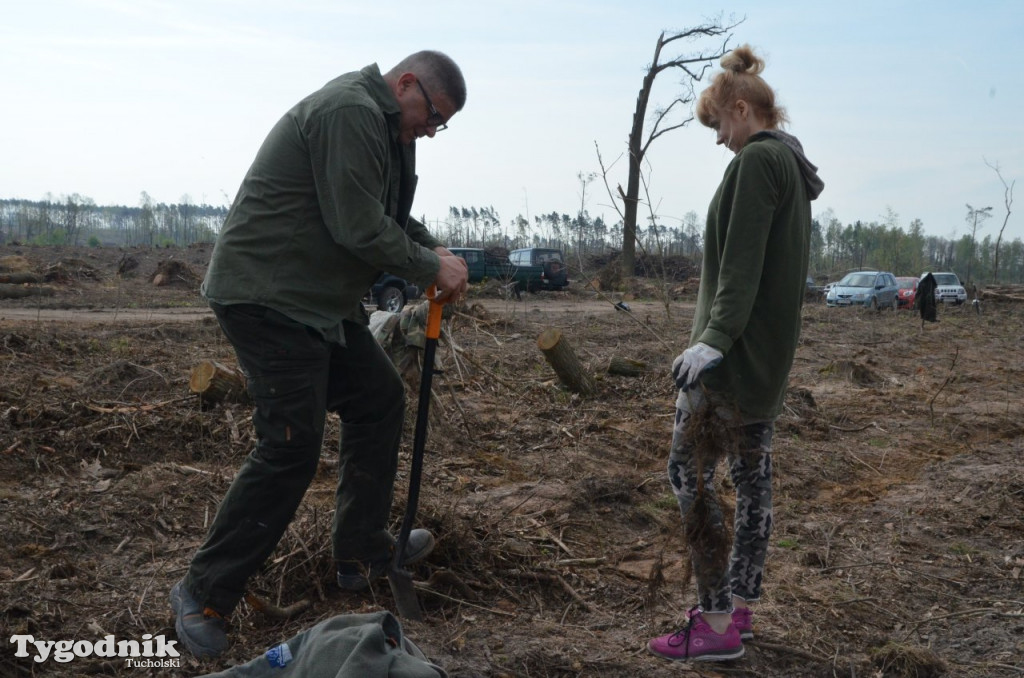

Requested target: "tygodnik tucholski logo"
[{"left": 10, "top": 633, "right": 181, "bottom": 668}]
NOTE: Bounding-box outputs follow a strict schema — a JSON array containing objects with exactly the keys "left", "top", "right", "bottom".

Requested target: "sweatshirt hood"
[{"left": 754, "top": 130, "right": 825, "bottom": 200}]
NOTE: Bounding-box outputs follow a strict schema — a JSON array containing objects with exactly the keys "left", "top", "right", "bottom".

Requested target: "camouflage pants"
[{"left": 668, "top": 391, "right": 774, "bottom": 613}]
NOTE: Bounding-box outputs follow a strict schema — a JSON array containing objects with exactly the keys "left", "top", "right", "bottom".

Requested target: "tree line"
[
  {"left": 0, "top": 194, "right": 223, "bottom": 248},
  {"left": 430, "top": 205, "right": 1024, "bottom": 285},
  {"left": 2, "top": 195, "right": 1022, "bottom": 285}
]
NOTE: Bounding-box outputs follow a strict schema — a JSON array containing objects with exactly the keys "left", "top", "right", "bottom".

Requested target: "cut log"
[
  {"left": 189, "top": 360, "right": 250, "bottom": 405},
  {"left": 980, "top": 288, "right": 1024, "bottom": 303},
  {"left": 0, "top": 283, "right": 55, "bottom": 299},
  {"left": 607, "top": 356, "right": 648, "bottom": 377},
  {"left": 0, "top": 273, "right": 42, "bottom": 284},
  {"left": 536, "top": 328, "right": 595, "bottom": 395}
]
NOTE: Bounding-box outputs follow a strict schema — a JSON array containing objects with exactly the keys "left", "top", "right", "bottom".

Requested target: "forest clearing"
[{"left": 1, "top": 245, "right": 1022, "bottom": 677}]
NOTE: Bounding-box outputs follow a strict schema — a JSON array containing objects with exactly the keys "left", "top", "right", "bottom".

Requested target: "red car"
[{"left": 895, "top": 276, "right": 919, "bottom": 309}]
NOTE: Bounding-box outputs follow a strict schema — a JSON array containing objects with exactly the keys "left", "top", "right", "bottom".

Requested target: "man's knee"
[
  {"left": 366, "top": 364, "right": 405, "bottom": 423},
  {"left": 378, "top": 363, "right": 405, "bottom": 403}
]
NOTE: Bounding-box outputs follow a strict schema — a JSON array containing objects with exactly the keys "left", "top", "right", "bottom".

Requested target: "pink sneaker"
[
  {"left": 732, "top": 607, "right": 754, "bottom": 640},
  {"left": 647, "top": 609, "right": 744, "bottom": 662}
]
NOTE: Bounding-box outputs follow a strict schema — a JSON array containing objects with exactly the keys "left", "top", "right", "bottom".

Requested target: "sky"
[{"left": 2, "top": 0, "right": 1023, "bottom": 244}]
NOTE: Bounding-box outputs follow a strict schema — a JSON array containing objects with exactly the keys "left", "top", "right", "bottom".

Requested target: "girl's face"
[{"left": 713, "top": 100, "right": 758, "bottom": 154}]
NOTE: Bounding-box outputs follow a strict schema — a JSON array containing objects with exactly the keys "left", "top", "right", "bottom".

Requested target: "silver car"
[
  {"left": 922, "top": 271, "right": 968, "bottom": 305},
  {"left": 825, "top": 271, "right": 900, "bottom": 310}
]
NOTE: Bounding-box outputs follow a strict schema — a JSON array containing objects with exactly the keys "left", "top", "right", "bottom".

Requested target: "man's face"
[{"left": 396, "top": 75, "right": 456, "bottom": 145}]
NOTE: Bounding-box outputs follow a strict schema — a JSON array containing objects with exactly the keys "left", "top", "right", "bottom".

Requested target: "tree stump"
[
  {"left": 607, "top": 356, "right": 648, "bottom": 377},
  {"left": 189, "top": 360, "right": 250, "bottom": 405},
  {"left": 536, "top": 328, "right": 595, "bottom": 396}
]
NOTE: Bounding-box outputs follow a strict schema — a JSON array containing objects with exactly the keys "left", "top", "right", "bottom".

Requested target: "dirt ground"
[{"left": 1, "top": 244, "right": 1022, "bottom": 678}]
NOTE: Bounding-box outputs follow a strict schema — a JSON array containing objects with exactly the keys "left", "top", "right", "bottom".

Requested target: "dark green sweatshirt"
[
  {"left": 692, "top": 131, "right": 821, "bottom": 420},
  {"left": 198, "top": 611, "right": 446, "bottom": 678},
  {"left": 202, "top": 64, "right": 443, "bottom": 344}
]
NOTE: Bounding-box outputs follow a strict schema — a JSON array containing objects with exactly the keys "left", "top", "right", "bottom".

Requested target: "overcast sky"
[{"left": 2, "top": 0, "right": 1022, "bottom": 243}]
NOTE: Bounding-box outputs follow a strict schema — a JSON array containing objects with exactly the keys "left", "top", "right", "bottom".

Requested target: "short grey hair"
[{"left": 386, "top": 50, "right": 466, "bottom": 111}]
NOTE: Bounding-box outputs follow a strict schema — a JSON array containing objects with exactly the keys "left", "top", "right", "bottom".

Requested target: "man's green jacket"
[{"left": 202, "top": 64, "right": 443, "bottom": 345}]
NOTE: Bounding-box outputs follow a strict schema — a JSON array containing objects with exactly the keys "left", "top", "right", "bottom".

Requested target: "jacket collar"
[{"left": 361, "top": 64, "right": 403, "bottom": 142}]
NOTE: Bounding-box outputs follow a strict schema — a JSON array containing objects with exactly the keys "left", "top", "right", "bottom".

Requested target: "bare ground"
[{"left": 1, "top": 244, "right": 1023, "bottom": 678}]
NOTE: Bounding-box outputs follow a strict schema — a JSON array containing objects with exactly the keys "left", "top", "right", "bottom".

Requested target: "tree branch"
[
  {"left": 984, "top": 157, "right": 1015, "bottom": 282},
  {"left": 593, "top": 141, "right": 626, "bottom": 221}
]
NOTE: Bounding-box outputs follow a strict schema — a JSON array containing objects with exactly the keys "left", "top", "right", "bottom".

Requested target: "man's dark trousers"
[{"left": 184, "top": 303, "right": 405, "bottom": 614}]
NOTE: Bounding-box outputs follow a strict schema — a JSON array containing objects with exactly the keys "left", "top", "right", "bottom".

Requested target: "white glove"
[{"left": 672, "top": 342, "right": 724, "bottom": 391}]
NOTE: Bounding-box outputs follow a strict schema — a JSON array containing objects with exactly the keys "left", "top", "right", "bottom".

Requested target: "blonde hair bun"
[
  {"left": 720, "top": 44, "right": 765, "bottom": 76},
  {"left": 696, "top": 44, "right": 787, "bottom": 130}
]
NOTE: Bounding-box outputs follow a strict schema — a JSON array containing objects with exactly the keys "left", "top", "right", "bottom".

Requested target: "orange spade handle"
[{"left": 425, "top": 286, "right": 443, "bottom": 340}]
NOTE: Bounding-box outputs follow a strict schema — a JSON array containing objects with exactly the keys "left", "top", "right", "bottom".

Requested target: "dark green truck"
[{"left": 449, "top": 247, "right": 569, "bottom": 292}]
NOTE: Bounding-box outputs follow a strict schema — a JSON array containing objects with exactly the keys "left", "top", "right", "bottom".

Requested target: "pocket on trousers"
[{"left": 248, "top": 372, "right": 321, "bottom": 449}]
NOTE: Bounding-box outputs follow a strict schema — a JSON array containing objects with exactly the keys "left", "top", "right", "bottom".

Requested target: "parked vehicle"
[
  {"left": 448, "top": 246, "right": 569, "bottom": 293},
  {"left": 507, "top": 247, "right": 569, "bottom": 291},
  {"left": 895, "top": 276, "right": 919, "bottom": 309},
  {"left": 825, "top": 270, "right": 899, "bottom": 310},
  {"left": 805, "top": 276, "right": 826, "bottom": 299},
  {"left": 370, "top": 273, "right": 421, "bottom": 312},
  {"left": 448, "top": 247, "right": 517, "bottom": 284},
  {"left": 921, "top": 271, "right": 967, "bottom": 305}
]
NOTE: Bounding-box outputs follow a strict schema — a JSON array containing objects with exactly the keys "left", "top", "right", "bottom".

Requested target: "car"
[
  {"left": 825, "top": 270, "right": 900, "bottom": 310},
  {"left": 895, "top": 276, "right": 919, "bottom": 310},
  {"left": 370, "top": 273, "right": 421, "bottom": 312},
  {"left": 804, "top": 276, "right": 826, "bottom": 300},
  {"left": 448, "top": 247, "right": 518, "bottom": 283},
  {"left": 805, "top": 276, "right": 834, "bottom": 299},
  {"left": 921, "top": 271, "right": 967, "bottom": 305},
  {"left": 507, "top": 247, "right": 569, "bottom": 291}
]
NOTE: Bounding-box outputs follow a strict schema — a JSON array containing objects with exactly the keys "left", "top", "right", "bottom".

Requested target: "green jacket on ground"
[
  {"left": 199, "top": 611, "right": 446, "bottom": 678},
  {"left": 202, "top": 64, "right": 443, "bottom": 345},
  {"left": 692, "top": 131, "right": 822, "bottom": 420}
]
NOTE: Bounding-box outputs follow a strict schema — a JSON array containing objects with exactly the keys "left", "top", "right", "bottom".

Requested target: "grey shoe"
[
  {"left": 336, "top": 529, "right": 436, "bottom": 591},
  {"left": 170, "top": 580, "right": 228, "bottom": 658}
]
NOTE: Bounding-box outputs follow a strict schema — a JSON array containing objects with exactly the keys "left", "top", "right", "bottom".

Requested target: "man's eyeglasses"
[{"left": 415, "top": 79, "right": 448, "bottom": 131}]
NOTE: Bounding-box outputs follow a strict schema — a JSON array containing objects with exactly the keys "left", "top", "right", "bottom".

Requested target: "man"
[{"left": 170, "top": 50, "right": 469, "bottom": 659}]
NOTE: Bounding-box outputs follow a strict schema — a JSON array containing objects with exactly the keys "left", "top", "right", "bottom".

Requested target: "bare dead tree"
[
  {"left": 984, "top": 158, "right": 1015, "bottom": 283},
  {"left": 608, "top": 18, "right": 741, "bottom": 278},
  {"left": 575, "top": 171, "right": 596, "bottom": 265},
  {"left": 636, "top": 162, "right": 675, "bottom": 321},
  {"left": 964, "top": 203, "right": 993, "bottom": 285}
]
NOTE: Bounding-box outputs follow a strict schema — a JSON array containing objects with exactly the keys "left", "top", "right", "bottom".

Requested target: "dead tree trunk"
[
  {"left": 981, "top": 287, "right": 1024, "bottom": 303},
  {"left": 613, "top": 21, "right": 738, "bottom": 278},
  {"left": 189, "top": 360, "right": 250, "bottom": 405},
  {"left": 537, "top": 329, "right": 596, "bottom": 396},
  {"left": 985, "top": 159, "right": 1014, "bottom": 282}
]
